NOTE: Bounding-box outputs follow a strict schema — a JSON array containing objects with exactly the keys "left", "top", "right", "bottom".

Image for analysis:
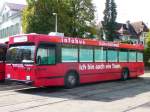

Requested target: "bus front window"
[{"left": 6, "top": 45, "right": 35, "bottom": 64}]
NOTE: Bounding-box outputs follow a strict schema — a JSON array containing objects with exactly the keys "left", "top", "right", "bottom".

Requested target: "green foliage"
[
  {"left": 22, "top": 0, "right": 95, "bottom": 38},
  {"left": 103, "top": 0, "right": 117, "bottom": 41},
  {"left": 96, "top": 27, "right": 104, "bottom": 40},
  {"left": 144, "top": 32, "right": 150, "bottom": 66},
  {"left": 22, "top": 0, "right": 69, "bottom": 34},
  {"left": 65, "top": 0, "right": 95, "bottom": 37},
  {"left": 120, "top": 40, "right": 133, "bottom": 44}
]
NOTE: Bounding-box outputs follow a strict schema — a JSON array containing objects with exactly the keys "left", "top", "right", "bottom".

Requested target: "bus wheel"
[
  {"left": 121, "top": 69, "right": 129, "bottom": 81},
  {"left": 65, "top": 72, "right": 78, "bottom": 89}
]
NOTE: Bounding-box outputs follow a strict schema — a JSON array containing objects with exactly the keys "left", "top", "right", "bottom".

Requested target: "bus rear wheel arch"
[
  {"left": 64, "top": 71, "right": 80, "bottom": 89},
  {"left": 121, "top": 68, "right": 129, "bottom": 81}
]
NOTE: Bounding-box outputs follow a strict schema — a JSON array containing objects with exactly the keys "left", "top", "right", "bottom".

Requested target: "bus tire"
[
  {"left": 64, "top": 72, "right": 78, "bottom": 89},
  {"left": 121, "top": 68, "right": 129, "bottom": 81},
  {"left": 0, "top": 79, "right": 5, "bottom": 83}
]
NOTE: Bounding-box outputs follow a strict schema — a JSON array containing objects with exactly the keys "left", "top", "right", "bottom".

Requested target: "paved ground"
[{"left": 0, "top": 72, "right": 150, "bottom": 112}]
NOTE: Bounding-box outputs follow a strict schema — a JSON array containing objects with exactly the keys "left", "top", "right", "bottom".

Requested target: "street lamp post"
[{"left": 53, "top": 13, "right": 57, "bottom": 32}]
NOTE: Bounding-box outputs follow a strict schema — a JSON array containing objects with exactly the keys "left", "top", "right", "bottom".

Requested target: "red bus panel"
[
  {"left": 5, "top": 34, "right": 144, "bottom": 87},
  {"left": 0, "top": 44, "right": 7, "bottom": 81}
]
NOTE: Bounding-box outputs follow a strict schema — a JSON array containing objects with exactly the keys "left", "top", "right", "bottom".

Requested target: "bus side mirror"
[{"left": 36, "top": 56, "right": 42, "bottom": 65}]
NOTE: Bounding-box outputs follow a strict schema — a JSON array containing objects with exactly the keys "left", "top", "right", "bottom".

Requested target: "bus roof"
[{"left": 8, "top": 34, "right": 144, "bottom": 50}]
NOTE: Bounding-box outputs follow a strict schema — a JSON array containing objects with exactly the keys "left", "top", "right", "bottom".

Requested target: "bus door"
[{"left": 36, "top": 43, "right": 61, "bottom": 82}]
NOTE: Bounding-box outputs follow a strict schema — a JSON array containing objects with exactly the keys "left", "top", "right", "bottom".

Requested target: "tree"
[
  {"left": 22, "top": 0, "right": 70, "bottom": 34},
  {"left": 65, "top": 0, "right": 95, "bottom": 37},
  {"left": 22, "top": 0, "right": 95, "bottom": 38},
  {"left": 144, "top": 31, "right": 150, "bottom": 66},
  {"left": 103, "top": 0, "right": 117, "bottom": 41}
]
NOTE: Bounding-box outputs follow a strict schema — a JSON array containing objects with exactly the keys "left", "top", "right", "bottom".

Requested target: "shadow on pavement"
[{"left": 16, "top": 76, "right": 150, "bottom": 102}]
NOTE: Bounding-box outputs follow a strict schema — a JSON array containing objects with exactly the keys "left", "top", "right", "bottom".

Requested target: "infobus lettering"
[
  {"left": 79, "top": 63, "right": 121, "bottom": 71},
  {"left": 62, "top": 38, "right": 85, "bottom": 45}
]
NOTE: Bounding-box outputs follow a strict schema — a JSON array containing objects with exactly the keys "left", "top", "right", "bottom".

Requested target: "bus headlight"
[
  {"left": 7, "top": 74, "right": 11, "bottom": 79},
  {"left": 26, "top": 76, "right": 31, "bottom": 80}
]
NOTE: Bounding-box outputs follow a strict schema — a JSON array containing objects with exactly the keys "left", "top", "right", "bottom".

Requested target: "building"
[
  {"left": 116, "top": 21, "right": 149, "bottom": 45},
  {"left": 100, "top": 21, "right": 149, "bottom": 45},
  {"left": 0, "top": 2, "right": 25, "bottom": 43}
]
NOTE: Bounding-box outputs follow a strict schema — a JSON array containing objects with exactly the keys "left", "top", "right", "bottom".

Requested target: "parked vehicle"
[
  {"left": 5, "top": 34, "right": 144, "bottom": 88},
  {"left": 0, "top": 44, "right": 7, "bottom": 81}
]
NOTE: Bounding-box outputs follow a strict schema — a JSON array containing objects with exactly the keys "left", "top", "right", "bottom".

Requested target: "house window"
[
  {"left": 6, "top": 27, "right": 9, "bottom": 37},
  {"left": 6, "top": 12, "right": 9, "bottom": 21},
  {"left": 2, "top": 15, "right": 4, "bottom": 22},
  {"left": 0, "top": 30, "right": 2, "bottom": 38},
  {"left": 4, "top": 29, "right": 6, "bottom": 37},
  {"left": 10, "top": 25, "right": 13, "bottom": 36},
  {"left": 2, "top": 29, "right": 4, "bottom": 38},
  {"left": 15, "top": 23, "right": 20, "bottom": 34},
  {"left": 12, "top": 25, "right": 15, "bottom": 35},
  {"left": 144, "top": 33, "right": 146, "bottom": 37},
  {"left": 3, "top": 14, "right": 7, "bottom": 22},
  {"left": 3, "top": 29, "right": 5, "bottom": 38},
  {"left": 8, "top": 27, "right": 10, "bottom": 36},
  {"left": 134, "top": 41, "right": 137, "bottom": 44}
]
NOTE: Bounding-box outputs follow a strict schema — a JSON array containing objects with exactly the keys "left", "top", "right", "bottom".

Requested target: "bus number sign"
[{"left": 14, "top": 36, "right": 28, "bottom": 43}]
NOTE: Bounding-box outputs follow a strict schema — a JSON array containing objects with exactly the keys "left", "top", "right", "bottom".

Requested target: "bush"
[
  {"left": 144, "top": 48, "right": 150, "bottom": 66},
  {"left": 120, "top": 40, "right": 133, "bottom": 44}
]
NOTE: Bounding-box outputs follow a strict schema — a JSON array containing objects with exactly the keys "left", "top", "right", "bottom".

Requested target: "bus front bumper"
[{"left": 5, "top": 78, "right": 33, "bottom": 85}]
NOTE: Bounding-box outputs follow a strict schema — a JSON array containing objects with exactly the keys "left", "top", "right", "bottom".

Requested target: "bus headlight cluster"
[
  {"left": 7, "top": 74, "right": 11, "bottom": 79},
  {"left": 26, "top": 76, "right": 31, "bottom": 80}
]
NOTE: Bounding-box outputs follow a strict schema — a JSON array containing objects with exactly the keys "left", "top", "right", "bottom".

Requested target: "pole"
[
  {"left": 56, "top": 13, "right": 57, "bottom": 32},
  {"left": 53, "top": 13, "right": 57, "bottom": 32}
]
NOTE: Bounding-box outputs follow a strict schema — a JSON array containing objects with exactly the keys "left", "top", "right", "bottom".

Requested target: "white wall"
[{"left": 0, "top": 3, "right": 23, "bottom": 43}]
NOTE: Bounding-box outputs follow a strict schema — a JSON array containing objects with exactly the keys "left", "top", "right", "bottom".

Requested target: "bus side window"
[
  {"left": 94, "top": 47, "right": 106, "bottom": 62},
  {"left": 137, "top": 52, "right": 143, "bottom": 62},
  {"left": 37, "top": 48, "right": 48, "bottom": 65},
  {"left": 79, "top": 47, "right": 93, "bottom": 62},
  {"left": 47, "top": 48, "right": 55, "bottom": 64},
  {"left": 119, "top": 49, "right": 128, "bottom": 62},
  {"left": 36, "top": 47, "right": 55, "bottom": 65},
  {"left": 129, "top": 51, "right": 136, "bottom": 62},
  {"left": 107, "top": 49, "right": 118, "bottom": 62}
]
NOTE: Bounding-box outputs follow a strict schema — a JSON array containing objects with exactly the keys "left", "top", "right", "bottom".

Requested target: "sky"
[
  {"left": 93, "top": 0, "right": 150, "bottom": 26},
  {"left": 0, "top": 0, "right": 150, "bottom": 26}
]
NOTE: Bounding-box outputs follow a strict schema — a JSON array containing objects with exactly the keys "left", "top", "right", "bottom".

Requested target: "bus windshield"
[{"left": 6, "top": 45, "right": 35, "bottom": 64}]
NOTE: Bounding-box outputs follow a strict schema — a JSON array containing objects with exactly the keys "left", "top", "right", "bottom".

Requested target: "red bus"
[
  {"left": 0, "top": 44, "right": 7, "bottom": 81},
  {"left": 5, "top": 34, "right": 144, "bottom": 88}
]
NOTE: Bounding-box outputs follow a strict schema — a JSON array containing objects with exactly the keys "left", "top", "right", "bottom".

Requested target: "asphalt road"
[{"left": 0, "top": 72, "right": 150, "bottom": 112}]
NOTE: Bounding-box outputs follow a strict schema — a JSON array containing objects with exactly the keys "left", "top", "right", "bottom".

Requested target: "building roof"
[
  {"left": 117, "top": 25, "right": 130, "bottom": 35},
  {"left": 131, "top": 21, "right": 149, "bottom": 35},
  {"left": 116, "top": 22, "right": 137, "bottom": 37},
  {"left": 6, "top": 3, "right": 25, "bottom": 11},
  {"left": 0, "top": 2, "right": 26, "bottom": 16},
  {"left": 100, "top": 21, "right": 149, "bottom": 40}
]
